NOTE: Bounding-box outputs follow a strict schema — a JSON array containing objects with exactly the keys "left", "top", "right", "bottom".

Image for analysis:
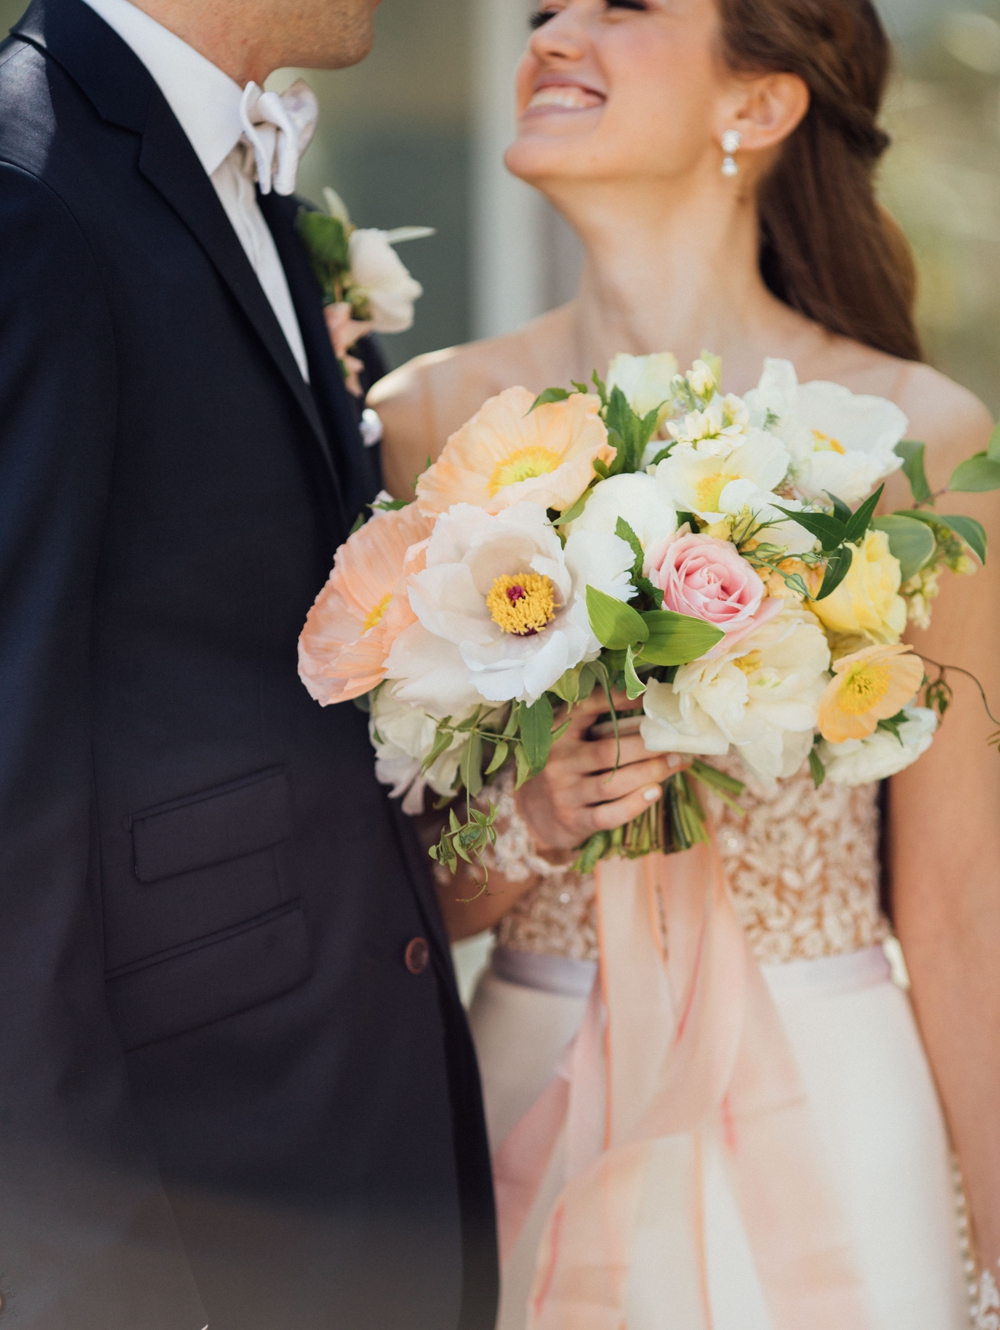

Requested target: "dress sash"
[{"left": 491, "top": 835, "right": 874, "bottom": 1329}]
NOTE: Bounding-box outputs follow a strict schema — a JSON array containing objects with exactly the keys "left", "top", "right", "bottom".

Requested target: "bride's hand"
[{"left": 515, "top": 689, "right": 687, "bottom": 854}]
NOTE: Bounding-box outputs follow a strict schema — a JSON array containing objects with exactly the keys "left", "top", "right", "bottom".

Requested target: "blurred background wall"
[{"left": 3, "top": 0, "right": 998, "bottom": 411}]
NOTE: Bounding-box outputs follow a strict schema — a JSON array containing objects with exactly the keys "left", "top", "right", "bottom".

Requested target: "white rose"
[
  {"left": 817, "top": 704, "right": 937, "bottom": 786},
  {"left": 642, "top": 605, "right": 831, "bottom": 785},
  {"left": 348, "top": 228, "right": 424, "bottom": 334},
  {"left": 569, "top": 472, "right": 677, "bottom": 574},
  {"left": 387, "top": 501, "right": 635, "bottom": 707},
  {"left": 370, "top": 685, "right": 502, "bottom": 814}
]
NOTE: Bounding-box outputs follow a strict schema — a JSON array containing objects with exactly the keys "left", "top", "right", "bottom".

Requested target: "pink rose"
[{"left": 650, "top": 533, "right": 781, "bottom": 650}]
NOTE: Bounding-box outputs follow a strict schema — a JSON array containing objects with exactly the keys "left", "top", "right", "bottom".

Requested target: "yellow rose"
[{"left": 810, "top": 528, "right": 907, "bottom": 643}]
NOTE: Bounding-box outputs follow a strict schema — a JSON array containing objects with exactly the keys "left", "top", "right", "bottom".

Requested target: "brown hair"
[{"left": 718, "top": 0, "right": 923, "bottom": 361}]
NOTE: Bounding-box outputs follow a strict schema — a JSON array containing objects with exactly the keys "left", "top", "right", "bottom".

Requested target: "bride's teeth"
[{"left": 527, "top": 86, "right": 600, "bottom": 111}]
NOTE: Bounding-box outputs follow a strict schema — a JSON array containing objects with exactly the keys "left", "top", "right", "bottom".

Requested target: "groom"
[{"left": 0, "top": 0, "right": 497, "bottom": 1327}]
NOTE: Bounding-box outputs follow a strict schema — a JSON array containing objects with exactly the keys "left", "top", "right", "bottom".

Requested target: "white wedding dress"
[{"left": 468, "top": 760, "right": 969, "bottom": 1329}]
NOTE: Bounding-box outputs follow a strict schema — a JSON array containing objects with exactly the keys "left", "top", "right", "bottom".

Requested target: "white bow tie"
[{"left": 239, "top": 79, "right": 319, "bottom": 197}]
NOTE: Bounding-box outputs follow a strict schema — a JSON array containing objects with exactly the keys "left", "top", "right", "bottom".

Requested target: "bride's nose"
[{"left": 528, "top": 4, "right": 590, "bottom": 62}]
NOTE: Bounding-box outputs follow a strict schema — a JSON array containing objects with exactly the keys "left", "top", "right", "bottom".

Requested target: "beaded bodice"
[{"left": 495, "top": 757, "right": 889, "bottom": 966}]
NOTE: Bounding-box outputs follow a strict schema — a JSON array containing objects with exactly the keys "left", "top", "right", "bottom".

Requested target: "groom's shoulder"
[{"left": 0, "top": 34, "right": 85, "bottom": 178}]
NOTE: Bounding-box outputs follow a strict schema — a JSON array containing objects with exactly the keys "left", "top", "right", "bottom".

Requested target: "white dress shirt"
[{"left": 81, "top": 0, "right": 310, "bottom": 380}]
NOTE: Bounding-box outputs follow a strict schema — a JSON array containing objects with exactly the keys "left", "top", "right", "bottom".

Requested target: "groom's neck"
[{"left": 127, "top": 0, "right": 377, "bottom": 87}]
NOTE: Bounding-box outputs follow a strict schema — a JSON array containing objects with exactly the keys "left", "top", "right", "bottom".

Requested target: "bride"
[{"left": 370, "top": 0, "right": 1000, "bottom": 1325}]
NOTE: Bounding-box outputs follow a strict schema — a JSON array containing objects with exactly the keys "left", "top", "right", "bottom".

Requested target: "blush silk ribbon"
[{"left": 491, "top": 835, "right": 874, "bottom": 1329}]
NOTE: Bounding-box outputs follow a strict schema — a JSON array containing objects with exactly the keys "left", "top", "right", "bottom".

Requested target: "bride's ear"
[{"left": 719, "top": 72, "right": 810, "bottom": 157}]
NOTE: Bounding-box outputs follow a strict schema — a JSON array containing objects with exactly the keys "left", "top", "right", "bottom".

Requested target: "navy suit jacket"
[{"left": 0, "top": 2, "right": 497, "bottom": 1326}]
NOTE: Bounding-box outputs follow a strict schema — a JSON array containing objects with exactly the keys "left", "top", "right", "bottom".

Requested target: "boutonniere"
[{"left": 297, "top": 187, "right": 434, "bottom": 395}]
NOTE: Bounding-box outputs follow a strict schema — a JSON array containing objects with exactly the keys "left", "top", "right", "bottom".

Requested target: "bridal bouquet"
[{"left": 298, "top": 352, "right": 999, "bottom": 873}]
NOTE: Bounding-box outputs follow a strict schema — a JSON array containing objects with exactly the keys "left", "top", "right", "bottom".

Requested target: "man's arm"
[{"left": 0, "top": 163, "right": 206, "bottom": 1328}]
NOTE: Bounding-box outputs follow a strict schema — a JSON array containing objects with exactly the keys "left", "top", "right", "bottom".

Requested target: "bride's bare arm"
[
  {"left": 432, "top": 690, "right": 676, "bottom": 939},
  {"left": 886, "top": 372, "right": 1000, "bottom": 1275}
]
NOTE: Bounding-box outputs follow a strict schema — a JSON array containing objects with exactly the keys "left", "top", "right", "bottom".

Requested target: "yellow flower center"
[
  {"left": 486, "top": 573, "right": 557, "bottom": 636},
  {"left": 733, "top": 650, "right": 762, "bottom": 676},
  {"left": 812, "top": 429, "right": 845, "bottom": 455},
  {"left": 836, "top": 661, "right": 891, "bottom": 715},
  {"left": 695, "top": 471, "right": 728, "bottom": 513},
  {"left": 362, "top": 592, "right": 393, "bottom": 635},
  {"left": 488, "top": 446, "right": 562, "bottom": 497}
]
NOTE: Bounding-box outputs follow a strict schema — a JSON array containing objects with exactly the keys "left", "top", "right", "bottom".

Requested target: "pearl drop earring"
[{"left": 721, "top": 129, "right": 742, "bottom": 177}]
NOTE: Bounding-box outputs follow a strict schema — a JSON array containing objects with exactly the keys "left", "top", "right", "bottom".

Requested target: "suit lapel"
[
  {"left": 13, "top": 0, "right": 342, "bottom": 506},
  {"left": 260, "top": 193, "right": 379, "bottom": 528}
]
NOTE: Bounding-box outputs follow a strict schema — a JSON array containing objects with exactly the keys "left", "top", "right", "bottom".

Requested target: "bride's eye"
[
  {"left": 606, "top": 0, "right": 648, "bottom": 9},
  {"left": 529, "top": 8, "right": 559, "bottom": 28}
]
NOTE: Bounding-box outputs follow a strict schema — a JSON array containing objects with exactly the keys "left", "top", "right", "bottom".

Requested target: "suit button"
[{"left": 404, "top": 936, "right": 430, "bottom": 975}]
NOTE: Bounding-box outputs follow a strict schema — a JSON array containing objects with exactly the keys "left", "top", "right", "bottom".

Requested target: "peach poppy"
[
  {"left": 298, "top": 502, "right": 432, "bottom": 705},
  {"left": 415, "top": 387, "right": 615, "bottom": 517},
  {"left": 817, "top": 642, "right": 924, "bottom": 744}
]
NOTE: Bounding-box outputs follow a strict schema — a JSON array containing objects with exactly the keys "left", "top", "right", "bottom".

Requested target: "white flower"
[
  {"left": 387, "top": 502, "right": 635, "bottom": 707},
  {"left": 348, "top": 228, "right": 424, "bottom": 333},
  {"left": 654, "top": 429, "right": 790, "bottom": 523},
  {"left": 569, "top": 472, "right": 677, "bottom": 574},
  {"left": 686, "top": 358, "right": 719, "bottom": 400},
  {"left": 641, "top": 605, "right": 831, "bottom": 785},
  {"left": 666, "top": 393, "right": 752, "bottom": 456},
  {"left": 747, "top": 359, "right": 907, "bottom": 506},
  {"left": 606, "top": 352, "right": 678, "bottom": 424},
  {"left": 817, "top": 704, "right": 937, "bottom": 785},
  {"left": 370, "top": 685, "right": 472, "bottom": 814}
]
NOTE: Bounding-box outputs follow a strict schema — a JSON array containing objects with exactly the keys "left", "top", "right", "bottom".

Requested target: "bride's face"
[{"left": 507, "top": 0, "right": 733, "bottom": 187}]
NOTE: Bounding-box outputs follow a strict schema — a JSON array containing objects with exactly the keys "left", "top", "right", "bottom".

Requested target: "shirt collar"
[{"left": 79, "top": 0, "right": 245, "bottom": 176}]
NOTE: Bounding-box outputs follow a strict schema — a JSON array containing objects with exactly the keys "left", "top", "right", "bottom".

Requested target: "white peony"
[
  {"left": 746, "top": 359, "right": 907, "bottom": 506},
  {"left": 387, "top": 502, "right": 635, "bottom": 707},
  {"left": 817, "top": 704, "right": 937, "bottom": 785},
  {"left": 641, "top": 605, "right": 831, "bottom": 785},
  {"left": 348, "top": 228, "right": 425, "bottom": 333},
  {"left": 607, "top": 352, "right": 678, "bottom": 424},
  {"left": 568, "top": 471, "right": 678, "bottom": 575}
]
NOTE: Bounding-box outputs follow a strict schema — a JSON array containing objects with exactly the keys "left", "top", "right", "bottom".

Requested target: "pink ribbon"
[{"left": 491, "top": 835, "right": 873, "bottom": 1328}]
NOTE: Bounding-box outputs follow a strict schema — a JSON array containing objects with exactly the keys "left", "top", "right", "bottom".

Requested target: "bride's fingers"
[
  {"left": 579, "top": 756, "right": 672, "bottom": 806},
  {"left": 579, "top": 781, "right": 665, "bottom": 837},
  {"left": 562, "top": 732, "right": 654, "bottom": 775}
]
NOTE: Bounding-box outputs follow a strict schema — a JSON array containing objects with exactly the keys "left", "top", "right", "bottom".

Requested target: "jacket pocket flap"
[
  {"left": 132, "top": 767, "right": 292, "bottom": 883},
  {"left": 107, "top": 903, "right": 310, "bottom": 1050}
]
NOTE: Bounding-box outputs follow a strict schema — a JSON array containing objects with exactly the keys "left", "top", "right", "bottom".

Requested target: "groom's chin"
[{"left": 290, "top": 0, "right": 378, "bottom": 72}]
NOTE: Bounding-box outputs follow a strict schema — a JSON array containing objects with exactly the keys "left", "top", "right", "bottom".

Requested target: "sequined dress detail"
[{"left": 494, "top": 756, "right": 889, "bottom": 966}]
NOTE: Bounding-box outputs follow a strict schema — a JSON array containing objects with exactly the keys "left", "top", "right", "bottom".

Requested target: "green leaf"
[
  {"left": 808, "top": 749, "right": 827, "bottom": 789},
  {"left": 459, "top": 732, "right": 484, "bottom": 799},
  {"left": 574, "top": 831, "right": 609, "bottom": 875},
  {"left": 421, "top": 720, "right": 455, "bottom": 772},
  {"left": 549, "top": 666, "right": 583, "bottom": 705},
  {"left": 593, "top": 458, "right": 610, "bottom": 480},
  {"left": 634, "top": 609, "right": 724, "bottom": 666},
  {"left": 624, "top": 645, "right": 647, "bottom": 700},
  {"left": 689, "top": 759, "right": 745, "bottom": 815},
  {"left": 485, "top": 739, "right": 509, "bottom": 775},
  {"left": 949, "top": 453, "right": 1000, "bottom": 493},
  {"left": 501, "top": 703, "right": 521, "bottom": 739},
  {"left": 814, "top": 545, "right": 853, "bottom": 600},
  {"left": 349, "top": 511, "right": 366, "bottom": 535},
  {"left": 552, "top": 487, "right": 594, "bottom": 527},
  {"left": 528, "top": 387, "right": 572, "bottom": 413},
  {"left": 550, "top": 718, "right": 573, "bottom": 744},
  {"left": 635, "top": 576, "right": 664, "bottom": 608},
  {"left": 873, "top": 514, "right": 936, "bottom": 582},
  {"left": 615, "top": 517, "right": 645, "bottom": 583},
  {"left": 774, "top": 505, "right": 846, "bottom": 553},
  {"left": 827, "top": 493, "right": 853, "bottom": 524},
  {"left": 894, "top": 441, "right": 932, "bottom": 507},
  {"left": 577, "top": 661, "right": 600, "bottom": 703},
  {"left": 514, "top": 742, "right": 532, "bottom": 790},
  {"left": 843, "top": 484, "right": 885, "bottom": 544},
  {"left": 590, "top": 370, "right": 609, "bottom": 409},
  {"left": 646, "top": 444, "right": 676, "bottom": 468},
  {"left": 988, "top": 421, "right": 1000, "bottom": 462},
  {"left": 586, "top": 586, "right": 649, "bottom": 650},
  {"left": 938, "top": 514, "right": 988, "bottom": 563},
  {"left": 876, "top": 709, "right": 908, "bottom": 745},
  {"left": 520, "top": 694, "right": 555, "bottom": 773}
]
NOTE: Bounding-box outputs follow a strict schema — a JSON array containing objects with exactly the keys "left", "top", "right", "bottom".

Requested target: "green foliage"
[
  {"left": 875, "top": 709, "right": 909, "bottom": 745},
  {"left": 949, "top": 454, "right": 1000, "bottom": 493},
  {"left": 586, "top": 586, "right": 649, "bottom": 650},
  {"left": 873, "top": 514, "right": 936, "bottom": 582},
  {"left": 635, "top": 610, "right": 724, "bottom": 666},
  {"left": 528, "top": 387, "right": 574, "bottom": 413},
  {"left": 903, "top": 511, "right": 987, "bottom": 565},
  {"left": 520, "top": 695, "right": 555, "bottom": 774},
  {"left": 429, "top": 805, "right": 498, "bottom": 881},
  {"left": 624, "top": 645, "right": 646, "bottom": 700},
  {"left": 815, "top": 546, "right": 853, "bottom": 600},
  {"left": 808, "top": 748, "right": 827, "bottom": 789},
  {"left": 894, "top": 440, "right": 932, "bottom": 507},
  {"left": 296, "top": 209, "right": 350, "bottom": 303}
]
